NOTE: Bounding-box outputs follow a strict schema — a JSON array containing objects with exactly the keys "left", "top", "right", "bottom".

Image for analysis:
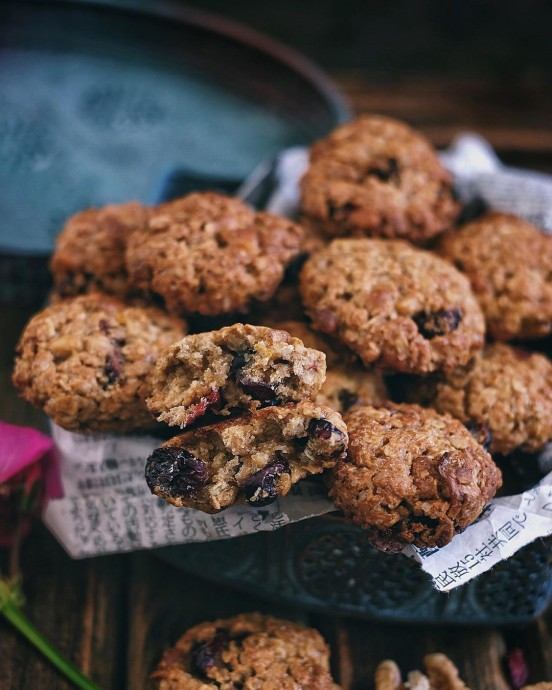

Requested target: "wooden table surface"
[{"left": 1, "top": 72, "right": 552, "bottom": 690}]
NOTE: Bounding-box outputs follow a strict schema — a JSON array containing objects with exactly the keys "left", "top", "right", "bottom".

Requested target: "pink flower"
[
  {"left": 0, "top": 421, "right": 53, "bottom": 483},
  {"left": 0, "top": 421, "right": 58, "bottom": 547}
]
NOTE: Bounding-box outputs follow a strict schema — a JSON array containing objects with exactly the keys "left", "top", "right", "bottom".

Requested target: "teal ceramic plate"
[{"left": 0, "top": 0, "right": 348, "bottom": 257}]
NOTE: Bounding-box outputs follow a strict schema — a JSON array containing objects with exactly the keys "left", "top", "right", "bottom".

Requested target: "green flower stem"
[{"left": 0, "top": 579, "right": 101, "bottom": 690}]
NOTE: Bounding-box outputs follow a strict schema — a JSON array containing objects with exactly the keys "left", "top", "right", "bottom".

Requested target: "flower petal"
[{"left": 0, "top": 421, "right": 53, "bottom": 483}]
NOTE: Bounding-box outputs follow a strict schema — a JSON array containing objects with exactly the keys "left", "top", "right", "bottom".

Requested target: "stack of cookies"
[{"left": 12, "top": 114, "right": 552, "bottom": 556}]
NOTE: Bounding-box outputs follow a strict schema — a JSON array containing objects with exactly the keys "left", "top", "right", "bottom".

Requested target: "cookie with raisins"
[{"left": 145, "top": 401, "right": 347, "bottom": 513}]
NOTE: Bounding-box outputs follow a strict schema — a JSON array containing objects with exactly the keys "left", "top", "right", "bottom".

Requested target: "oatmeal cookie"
[
  {"left": 327, "top": 404, "right": 501, "bottom": 551},
  {"left": 406, "top": 343, "right": 552, "bottom": 455},
  {"left": 274, "top": 320, "right": 388, "bottom": 412},
  {"left": 522, "top": 685, "right": 552, "bottom": 689},
  {"left": 438, "top": 213, "right": 552, "bottom": 340},
  {"left": 12, "top": 294, "right": 186, "bottom": 432},
  {"left": 300, "top": 115, "right": 459, "bottom": 242},
  {"left": 125, "top": 192, "right": 304, "bottom": 315},
  {"left": 147, "top": 323, "right": 326, "bottom": 428},
  {"left": 50, "top": 202, "right": 148, "bottom": 298},
  {"left": 300, "top": 239, "right": 485, "bottom": 374},
  {"left": 151, "top": 612, "right": 340, "bottom": 690},
  {"left": 145, "top": 401, "right": 347, "bottom": 512}
]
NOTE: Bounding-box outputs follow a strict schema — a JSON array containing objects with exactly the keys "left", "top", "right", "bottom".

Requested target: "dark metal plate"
[{"left": 157, "top": 517, "right": 552, "bottom": 626}]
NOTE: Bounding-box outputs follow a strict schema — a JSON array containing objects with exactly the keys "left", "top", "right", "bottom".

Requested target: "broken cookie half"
[
  {"left": 147, "top": 323, "right": 327, "bottom": 428},
  {"left": 145, "top": 401, "right": 347, "bottom": 513}
]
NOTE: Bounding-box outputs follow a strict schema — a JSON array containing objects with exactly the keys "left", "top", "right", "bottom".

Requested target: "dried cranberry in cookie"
[
  {"left": 300, "top": 115, "right": 459, "bottom": 242},
  {"left": 12, "top": 294, "right": 186, "bottom": 433}
]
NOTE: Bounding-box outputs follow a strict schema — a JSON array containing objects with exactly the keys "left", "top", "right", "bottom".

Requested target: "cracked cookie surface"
[
  {"left": 438, "top": 213, "right": 552, "bottom": 340},
  {"left": 406, "top": 343, "right": 552, "bottom": 455},
  {"left": 147, "top": 323, "right": 326, "bottom": 428},
  {"left": 327, "top": 404, "right": 501, "bottom": 551},
  {"left": 300, "top": 115, "right": 459, "bottom": 242},
  {"left": 151, "top": 612, "right": 341, "bottom": 690},
  {"left": 50, "top": 202, "right": 148, "bottom": 299},
  {"left": 125, "top": 192, "right": 304, "bottom": 315},
  {"left": 273, "top": 320, "right": 388, "bottom": 413},
  {"left": 145, "top": 401, "right": 348, "bottom": 512},
  {"left": 12, "top": 294, "right": 186, "bottom": 432},
  {"left": 300, "top": 238, "right": 485, "bottom": 373}
]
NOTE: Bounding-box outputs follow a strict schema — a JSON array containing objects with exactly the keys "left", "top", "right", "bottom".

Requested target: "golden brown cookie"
[
  {"left": 328, "top": 404, "right": 501, "bottom": 551},
  {"left": 145, "top": 401, "right": 348, "bottom": 513},
  {"left": 438, "top": 213, "right": 552, "bottom": 340},
  {"left": 50, "top": 202, "right": 148, "bottom": 298},
  {"left": 300, "top": 238, "right": 485, "bottom": 374},
  {"left": 274, "top": 320, "right": 388, "bottom": 413},
  {"left": 300, "top": 115, "right": 459, "bottom": 242},
  {"left": 151, "top": 612, "right": 341, "bottom": 690},
  {"left": 12, "top": 294, "right": 186, "bottom": 432},
  {"left": 405, "top": 343, "right": 552, "bottom": 455},
  {"left": 125, "top": 192, "right": 304, "bottom": 315},
  {"left": 147, "top": 324, "right": 326, "bottom": 428}
]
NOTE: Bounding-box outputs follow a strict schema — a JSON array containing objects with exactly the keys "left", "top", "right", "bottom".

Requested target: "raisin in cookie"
[
  {"left": 300, "top": 115, "right": 459, "bottom": 242},
  {"left": 126, "top": 192, "right": 304, "bottom": 315},
  {"left": 327, "top": 404, "right": 501, "bottom": 551},
  {"left": 301, "top": 239, "right": 485, "bottom": 374},
  {"left": 145, "top": 401, "right": 347, "bottom": 512},
  {"left": 50, "top": 202, "right": 148, "bottom": 298},
  {"left": 274, "top": 320, "right": 388, "bottom": 413},
  {"left": 406, "top": 343, "right": 552, "bottom": 455},
  {"left": 151, "top": 612, "right": 341, "bottom": 690},
  {"left": 12, "top": 295, "right": 186, "bottom": 432},
  {"left": 147, "top": 324, "right": 326, "bottom": 428},
  {"left": 438, "top": 213, "right": 552, "bottom": 340}
]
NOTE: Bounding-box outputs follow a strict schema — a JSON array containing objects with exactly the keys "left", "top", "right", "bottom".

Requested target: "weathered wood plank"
[
  {"left": 333, "top": 73, "right": 552, "bottom": 160},
  {"left": 0, "top": 527, "right": 127, "bottom": 690}
]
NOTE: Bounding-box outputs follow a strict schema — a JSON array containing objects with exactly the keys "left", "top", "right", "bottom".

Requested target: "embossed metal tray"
[
  {"left": 158, "top": 517, "right": 552, "bottom": 626},
  {"left": 157, "top": 451, "right": 552, "bottom": 625},
  {"left": 0, "top": 0, "right": 348, "bottom": 301}
]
